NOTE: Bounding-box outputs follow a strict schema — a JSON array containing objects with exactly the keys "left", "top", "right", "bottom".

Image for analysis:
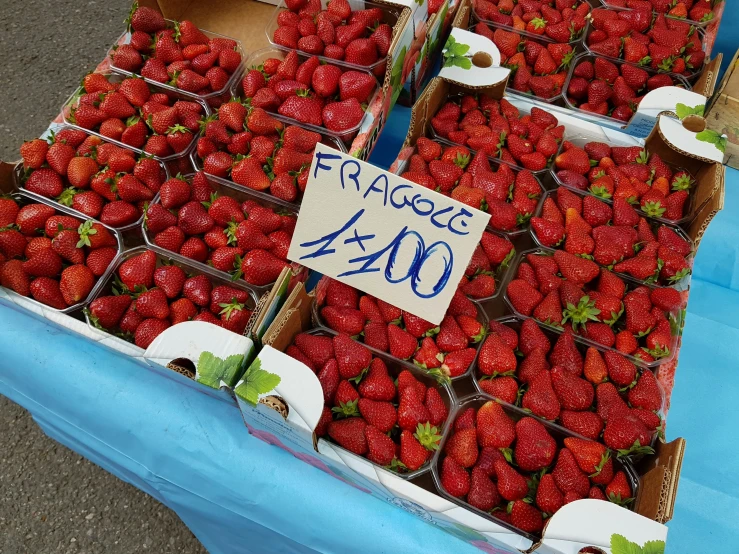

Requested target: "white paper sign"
[{"left": 287, "top": 144, "right": 490, "bottom": 324}]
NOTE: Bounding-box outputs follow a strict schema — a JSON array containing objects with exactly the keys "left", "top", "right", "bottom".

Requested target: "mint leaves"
[
  {"left": 695, "top": 129, "right": 727, "bottom": 153},
  {"left": 196, "top": 351, "right": 245, "bottom": 389},
  {"left": 611, "top": 534, "right": 665, "bottom": 554},
  {"left": 675, "top": 102, "right": 704, "bottom": 120},
  {"left": 234, "top": 358, "right": 281, "bottom": 406},
  {"left": 443, "top": 36, "right": 471, "bottom": 70}
]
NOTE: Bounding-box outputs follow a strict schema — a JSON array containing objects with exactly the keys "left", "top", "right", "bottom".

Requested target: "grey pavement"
[{"left": 0, "top": 1, "right": 207, "bottom": 552}]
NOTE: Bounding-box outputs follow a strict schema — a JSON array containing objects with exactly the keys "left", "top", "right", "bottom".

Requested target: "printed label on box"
[{"left": 287, "top": 144, "right": 489, "bottom": 324}]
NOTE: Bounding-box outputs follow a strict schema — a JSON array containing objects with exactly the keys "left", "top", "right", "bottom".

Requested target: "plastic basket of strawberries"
[
  {"left": 503, "top": 247, "right": 685, "bottom": 367},
  {"left": 142, "top": 171, "right": 306, "bottom": 294},
  {"left": 61, "top": 72, "right": 208, "bottom": 162},
  {"left": 601, "top": 0, "right": 720, "bottom": 28},
  {"left": 431, "top": 393, "right": 640, "bottom": 539},
  {"left": 232, "top": 48, "right": 381, "bottom": 144},
  {"left": 107, "top": 3, "right": 245, "bottom": 106},
  {"left": 470, "top": 0, "right": 593, "bottom": 44},
  {"left": 551, "top": 139, "right": 702, "bottom": 225},
  {"left": 584, "top": 7, "right": 707, "bottom": 81},
  {"left": 267, "top": 0, "right": 399, "bottom": 80},
  {"left": 191, "top": 99, "right": 346, "bottom": 209},
  {"left": 17, "top": 127, "right": 168, "bottom": 231},
  {"left": 474, "top": 315, "right": 665, "bottom": 454},
  {"left": 0, "top": 192, "right": 122, "bottom": 313},
  {"left": 563, "top": 54, "right": 690, "bottom": 124},
  {"left": 530, "top": 187, "right": 695, "bottom": 287},
  {"left": 471, "top": 20, "right": 579, "bottom": 103},
  {"left": 430, "top": 95, "right": 566, "bottom": 176},
  {"left": 395, "top": 136, "right": 545, "bottom": 236},
  {"left": 286, "top": 329, "right": 455, "bottom": 478},
  {"left": 85, "top": 246, "right": 259, "bottom": 351},
  {"left": 313, "top": 277, "right": 489, "bottom": 381}
]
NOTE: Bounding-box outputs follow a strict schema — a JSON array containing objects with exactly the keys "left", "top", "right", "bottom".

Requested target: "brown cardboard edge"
[
  {"left": 452, "top": 0, "right": 471, "bottom": 29},
  {"left": 707, "top": 49, "right": 739, "bottom": 113},
  {"left": 634, "top": 438, "right": 685, "bottom": 523},
  {"left": 693, "top": 54, "right": 722, "bottom": 99},
  {"left": 248, "top": 266, "right": 293, "bottom": 340},
  {"left": 262, "top": 282, "right": 314, "bottom": 351}
]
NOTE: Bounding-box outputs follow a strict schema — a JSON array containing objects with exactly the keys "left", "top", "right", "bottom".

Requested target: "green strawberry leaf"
[
  {"left": 450, "top": 42, "right": 470, "bottom": 57},
  {"left": 642, "top": 540, "right": 666, "bottom": 554},
  {"left": 675, "top": 103, "right": 704, "bottom": 120},
  {"left": 695, "top": 129, "right": 727, "bottom": 153},
  {"left": 452, "top": 57, "right": 472, "bottom": 69},
  {"left": 234, "top": 358, "right": 281, "bottom": 406},
  {"left": 196, "top": 351, "right": 245, "bottom": 389},
  {"left": 611, "top": 534, "right": 643, "bottom": 554}
]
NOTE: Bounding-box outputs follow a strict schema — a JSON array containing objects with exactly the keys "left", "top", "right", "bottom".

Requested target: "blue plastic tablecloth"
[{"left": 1, "top": 24, "right": 738, "bottom": 553}]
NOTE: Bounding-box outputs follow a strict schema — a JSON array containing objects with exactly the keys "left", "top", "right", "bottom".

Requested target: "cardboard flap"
[
  {"left": 249, "top": 346, "right": 324, "bottom": 433},
  {"left": 694, "top": 53, "right": 723, "bottom": 99},
  {"left": 541, "top": 500, "right": 668, "bottom": 548},
  {"left": 262, "top": 282, "right": 314, "bottom": 352},
  {"left": 688, "top": 167, "right": 725, "bottom": 248},
  {"left": 635, "top": 438, "right": 686, "bottom": 523},
  {"left": 438, "top": 28, "right": 509, "bottom": 89},
  {"left": 144, "top": 321, "right": 254, "bottom": 369},
  {"left": 648, "top": 115, "right": 725, "bottom": 165},
  {"left": 637, "top": 87, "right": 706, "bottom": 113}
]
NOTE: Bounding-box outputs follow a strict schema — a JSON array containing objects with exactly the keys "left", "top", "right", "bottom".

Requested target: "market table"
[{"left": 1, "top": 19, "right": 738, "bottom": 549}]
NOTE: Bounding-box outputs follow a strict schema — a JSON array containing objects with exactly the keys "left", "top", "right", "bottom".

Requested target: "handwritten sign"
[{"left": 287, "top": 144, "right": 490, "bottom": 324}]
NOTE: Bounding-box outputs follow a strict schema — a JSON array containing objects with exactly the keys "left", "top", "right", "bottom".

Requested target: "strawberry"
[
  {"left": 446, "top": 427, "right": 478, "bottom": 468},
  {"left": 387, "top": 324, "right": 418, "bottom": 360},
  {"left": 397, "top": 393, "right": 432, "bottom": 432},
  {"left": 476, "top": 400, "right": 516, "bottom": 448},
  {"left": 628, "top": 369, "right": 662, "bottom": 411},
  {"left": 515, "top": 417, "right": 557, "bottom": 471},
  {"left": 494, "top": 458, "right": 528, "bottom": 501},
  {"left": 603, "top": 412, "right": 653, "bottom": 455},
  {"left": 328, "top": 418, "right": 368, "bottom": 455},
  {"left": 332, "top": 333, "right": 372, "bottom": 380},
  {"left": 441, "top": 456, "right": 471, "bottom": 497},
  {"left": 477, "top": 333, "right": 517, "bottom": 377}
]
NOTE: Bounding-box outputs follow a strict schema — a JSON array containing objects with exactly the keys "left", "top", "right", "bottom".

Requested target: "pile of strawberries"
[
  {"left": 316, "top": 278, "right": 486, "bottom": 379},
  {"left": 531, "top": 189, "right": 693, "bottom": 286},
  {"left": 555, "top": 141, "right": 694, "bottom": 222},
  {"left": 401, "top": 138, "right": 543, "bottom": 233},
  {"left": 20, "top": 129, "right": 166, "bottom": 228},
  {"left": 460, "top": 231, "right": 516, "bottom": 299},
  {"left": 111, "top": 5, "right": 242, "bottom": 95},
  {"left": 604, "top": 0, "right": 717, "bottom": 24},
  {"left": 566, "top": 57, "right": 686, "bottom": 121},
  {"left": 473, "top": 24, "right": 575, "bottom": 101},
  {"left": 87, "top": 249, "right": 254, "bottom": 349},
  {"left": 196, "top": 102, "right": 339, "bottom": 204},
  {"left": 586, "top": 7, "right": 706, "bottom": 77},
  {"left": 476, "top": 318, "right": 663, "bottom": 449},
  {"left": 237, "top": 52, "right": 376, "bottom": 134},
  {"left": 431, "top": 97, "right": 565, "bottom": 172},
  {"left": 439, "top": 401, "right": 634, "bottom": 533},
  {"left": 144, "top": 172, "right": 297, "bottom": 287},
  {"left": 505, "top": 249, "right": 683, "bottom": 359},
  {"left": 472, "top": 0, "right": 591, "bottom": 41},
  {"left": 67, "top": 73, "right": 204, "bottom": 158},
  {"left": 273, "top": 0, "right": 392, "bottom": 74},
  {"left": 287, "top": 331, "right": 449, "bottom": 473},
  {"left": 0, "top": 197, "right": 118, "bottom": 310}
]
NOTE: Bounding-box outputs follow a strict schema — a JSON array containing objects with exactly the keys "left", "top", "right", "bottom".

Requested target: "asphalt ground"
[{"left": 0, "top": 1, "right": 208, "bottom": 552}]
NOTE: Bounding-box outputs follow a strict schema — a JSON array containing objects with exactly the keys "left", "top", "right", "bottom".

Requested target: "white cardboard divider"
[
  {"left": 657, "top": 114, "right": 725, "bottom": 163},
  {"left": 287, "top": 143, "right": 489, "bottom": 325}
]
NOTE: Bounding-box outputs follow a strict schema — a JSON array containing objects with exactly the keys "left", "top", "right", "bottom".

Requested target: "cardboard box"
[
  {"left": 225, "top": 285, "right": 682, "bottom": 553},
  {"left": 705, "top": 48, "right": 739, "bottom": 168},
  {"left": 451, "top": 0, "right": 723, "bottom": 139}
]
